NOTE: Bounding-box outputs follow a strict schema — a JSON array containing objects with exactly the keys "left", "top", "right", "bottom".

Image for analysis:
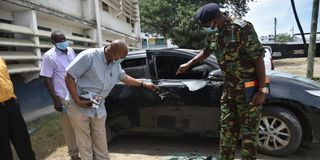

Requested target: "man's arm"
[
  {"left": 40, "top": 54, "right": 63, "bottom": 111},
  {"left": 255, "top": 56, "right": 266, "bottom": 89},
  {"left": 176, "top": 50, "right": 210, "bottom": 74},
  {"left": 43, "top": 77, "right": 62, "bottom": 111},
  {"left": 121, "top": 75, "right": 158, "bottom": 91},
  {"left": 250, "top": 55, "right": 266, "bottom": 106},
  {"left": 65, "top": 73, "right": 91, "bottom": 108},
  {"left": 240, "top": 22, "right": 267, "bottom": 106}
]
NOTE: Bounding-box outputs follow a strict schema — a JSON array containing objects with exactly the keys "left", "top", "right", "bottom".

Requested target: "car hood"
[
  {"left": 267, "top": 70, "right": 320, "bottom": 88},
  {"left": 267, "top": 70, "right": 320, "bottom": 109}
]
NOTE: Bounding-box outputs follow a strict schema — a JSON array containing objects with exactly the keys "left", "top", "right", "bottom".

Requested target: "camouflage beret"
[{"left": 194, "top": 3, "right": 220, "bottom": 24}]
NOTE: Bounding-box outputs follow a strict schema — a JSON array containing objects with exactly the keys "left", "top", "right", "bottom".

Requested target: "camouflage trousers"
[{"left": 218, "top": 93, "right": 262, "bottom": 160}]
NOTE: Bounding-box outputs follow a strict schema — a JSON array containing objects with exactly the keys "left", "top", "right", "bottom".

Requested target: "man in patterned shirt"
[{"left": 176, "top": 3, "right": 267, "bottom": 160}]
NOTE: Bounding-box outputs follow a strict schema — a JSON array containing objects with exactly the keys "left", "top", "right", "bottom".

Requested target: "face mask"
[
  {"left": 56, "top": 41, "right": 69, "bottom": 50},
  {"left": 203, "top": 21, "right": 218, "bottom": 32},
  {"left": 203, "top": 26, "right": 214, "bottom": 32},
  {"left": 113, "top": 58, "right": 124, "bottom": 64}
]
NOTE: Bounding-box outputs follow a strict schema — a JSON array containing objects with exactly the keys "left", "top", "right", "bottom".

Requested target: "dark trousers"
[{"left": 0, "top": 99, "right": 36, "bottom": 160}]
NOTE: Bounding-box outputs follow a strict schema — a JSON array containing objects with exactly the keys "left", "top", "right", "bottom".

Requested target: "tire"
[
  {"left": 106, "top": 122, "right": 113, "bottom": 143},
  {"left": 258, "top": 106, "right": 302, "bottom": 157}
]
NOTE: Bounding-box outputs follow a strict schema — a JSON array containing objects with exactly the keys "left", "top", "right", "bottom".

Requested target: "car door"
[
  {"left": 106, "top": 54, "right": 156, "bottom": 132},
  {"left": 146, "top": 49, "right": 223, "bottom": 136}
]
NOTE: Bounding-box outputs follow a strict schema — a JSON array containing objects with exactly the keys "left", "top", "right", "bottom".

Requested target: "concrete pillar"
[
  {"left": 94, "top": 0, "right": 103, "bottom": 47},
  {"left": 81, "top": 0, "right": 95, "bottom": 21},
  {"left": 87, "top": 28, "right": 99, "bottom": 47},
  {"left": 13, "top": 9, "right": 41, "bottom": 82},
  {"left": 135, "top": 2, "right": 142, "bottom": 50}
]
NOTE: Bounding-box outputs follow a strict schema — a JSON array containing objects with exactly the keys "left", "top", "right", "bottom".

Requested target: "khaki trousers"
[
  {"left": 67, "top": 101, "right": 109, "bottom": 160},
  {"left": 60, "top": 98, "right": 79, "bottom": 157}
]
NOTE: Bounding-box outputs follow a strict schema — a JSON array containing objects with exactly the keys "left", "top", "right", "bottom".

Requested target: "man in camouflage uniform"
[{"left": 176, "top": 3, "right": 267, "bottom": 160}]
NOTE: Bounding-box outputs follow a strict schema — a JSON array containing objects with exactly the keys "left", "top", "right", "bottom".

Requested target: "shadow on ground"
[
  {"left": 109, "top": 135, "right": 320, "bottom": 160},
  {"left": 15, "top": 112, "right": 320, "bottom": 160}
]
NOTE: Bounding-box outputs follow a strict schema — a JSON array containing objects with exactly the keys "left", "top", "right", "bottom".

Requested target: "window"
[
  {"left": 131, "top": 20, "right": 135, "bottom": 32},
  {"left": 38, "top": 26, "right": 52, "bottom": 32},
  {"left": 121, "top": 57, "right": 149, "bottom": 78},
  {"left": 102, "top": 2, "right": 109, "bottom": 12},
  {"left": 72, "top": 33, "right": 84, "bottom": 37},
  {"left": 155, "top": 55, "right": 215, "bottom": 79},
  {"left": 131, "top": 19, "right": 135, "bottom": 28},
  {"left": 142, "top": 39, "right": 147, "bottom": 48},
  {"left": 37, "top": 26, "right": 52, "bottom": 43},
  {"left": 0, "top": 19, "right": 14, "bottom": 51},
  {"left": 0, "top": 19, "right": 11, "bottom": 24},
  {"left": 155, "top": 38, "right": 166, "bottom": 45},
  {"left": 72, "top": 33, "right": 87, "bottom": 46}
]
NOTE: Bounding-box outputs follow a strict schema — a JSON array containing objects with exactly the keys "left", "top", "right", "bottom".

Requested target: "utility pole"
[
  {"left": 307, "top": 0, "right": 319, "bottom": 78},
  {"left": 291, "top": 26, "right": 294, "bottom": 41},
  {"left": 274, "top": 17, "right": 277, "bottom": 42},
  {"left": 291, "top": 0, "right": 308, "bottom": 56}
]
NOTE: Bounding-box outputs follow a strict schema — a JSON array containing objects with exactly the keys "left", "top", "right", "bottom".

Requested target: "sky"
[{"left": 243, "top": 0, "right": 319, "bottom": 37}]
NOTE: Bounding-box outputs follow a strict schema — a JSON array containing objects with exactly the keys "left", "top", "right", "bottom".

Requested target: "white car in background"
[{"left": 263, "top": 46, "right": 274, "bottom": 70}]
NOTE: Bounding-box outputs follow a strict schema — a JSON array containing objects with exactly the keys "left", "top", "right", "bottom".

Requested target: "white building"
[
  {"left": 259, "top": 35, "right": 275, "bottom": 42},
  {"left": 0, "top": 0, "right": 141, "bottom": 81},
  {"left": 141, "top": 33, "right": 177, "bottom": 49}
]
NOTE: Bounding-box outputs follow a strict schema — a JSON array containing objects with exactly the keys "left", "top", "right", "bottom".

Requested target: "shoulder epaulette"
[{"left": 232, "top": 19, "right": 247, "bottom": 28}]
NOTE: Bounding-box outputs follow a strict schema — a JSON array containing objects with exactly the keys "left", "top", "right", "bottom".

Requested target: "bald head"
[
  {"left": 109, "top": 39, "right": 128, "bottom": 56},
  {"left": 105, "top": 39, "right": 128, "bottom": 63}
]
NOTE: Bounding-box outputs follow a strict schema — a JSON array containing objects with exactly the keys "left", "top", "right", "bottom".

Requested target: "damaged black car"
[{"left": 105, "top": 48, "right": 320, "bottom": 157}]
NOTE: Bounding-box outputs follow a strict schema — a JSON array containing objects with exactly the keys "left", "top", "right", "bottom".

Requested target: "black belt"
[{"left": 0, "top": 98, "right": 15, "bottom": 106}]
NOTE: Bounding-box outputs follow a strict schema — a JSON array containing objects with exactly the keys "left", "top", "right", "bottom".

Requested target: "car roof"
[
  {"left": 127, "top": 48, "right": 217, "bottom": 64},
  {"left": 128, "top": 48, "right": 200, "bottom": 56},
  {"left": 128, "top": 50, "right": 146, "bottom": 55}
]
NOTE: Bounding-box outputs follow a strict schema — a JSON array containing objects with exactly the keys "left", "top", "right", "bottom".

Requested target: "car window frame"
[
  {"left": 121, "top": 52, "right": 150, "bottom": 79},
  {"left": 152, "top": 50, "right": 219, "bottom": 80}
]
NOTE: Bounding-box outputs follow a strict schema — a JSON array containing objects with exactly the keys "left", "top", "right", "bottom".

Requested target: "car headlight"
[{"left": 306, "top": 90, "right": 320, "bottom": 97}]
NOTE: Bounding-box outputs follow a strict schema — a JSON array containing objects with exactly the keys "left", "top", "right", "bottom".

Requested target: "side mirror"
[{"left": 208, "top": 69, "right": 223, "bottom": 80}]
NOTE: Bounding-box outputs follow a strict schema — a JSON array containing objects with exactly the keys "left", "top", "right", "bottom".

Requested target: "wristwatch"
[{"left": 259, "top": 87, "right": 268, "bottom": 94}]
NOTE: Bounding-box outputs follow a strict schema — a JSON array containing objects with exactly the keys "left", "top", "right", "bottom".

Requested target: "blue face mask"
[
  {"left": 113, "top": 58, "right": 124, "bottom": 64},
  {"left": 56, "top": 41, "right": 69, "bottom": 50},
  {"left": 203, "top": 25, "right": 218, "bottom": 32},
  {"left": 203, "top": 21, "right": 218, "bottom": 32}
]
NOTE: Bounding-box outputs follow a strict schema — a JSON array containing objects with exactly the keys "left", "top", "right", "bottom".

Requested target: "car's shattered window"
[
  {"left": 156, "top": 56, "right": 214, "bottom": 79},
  {"left": 121, "top": 58, "right": 149, "bottom": 78}
]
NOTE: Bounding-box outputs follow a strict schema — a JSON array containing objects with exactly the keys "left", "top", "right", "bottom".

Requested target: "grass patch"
[{"left": 27, "top": 113, "right": 65, "bottom": 159}]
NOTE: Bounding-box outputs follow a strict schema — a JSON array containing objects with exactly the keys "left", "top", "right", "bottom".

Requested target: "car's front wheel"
[{"left": 258, "top": 106, "right": 302, "bottom": 157}]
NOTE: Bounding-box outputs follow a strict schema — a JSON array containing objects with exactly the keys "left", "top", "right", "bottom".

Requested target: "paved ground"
[
  {"left": 17, "top": 58, "right": 320, "bottom": 160},
  {"left": 23, "top": 105, "right": 54, "bottom": 122},
  {"left": 107, "top": 135, "right": 320, "bottom": 160},
  {"left": 23, "top": 113, "right": 320, "bottom": 160}
]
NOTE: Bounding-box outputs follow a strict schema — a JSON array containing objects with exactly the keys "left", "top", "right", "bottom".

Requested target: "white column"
[
  {"left": 13, "top": 9, "right": 41, "bottom": 82},
  {"left": 94, "top": 0, "right": 103, "bottom": 47},
  {"left": 135, "top": 2, "right": 142, "bottom": 50},
  {"left": 82, "top": 0, "right": 95, "bottom": 20}
]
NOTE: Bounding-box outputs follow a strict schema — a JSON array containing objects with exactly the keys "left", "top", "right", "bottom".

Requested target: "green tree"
[
  {"left": 140, "top": 0, "right": 254, "bottom": 49},
  {"left": 277, "top": 33, "right": 294, "bottom": 42}
]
